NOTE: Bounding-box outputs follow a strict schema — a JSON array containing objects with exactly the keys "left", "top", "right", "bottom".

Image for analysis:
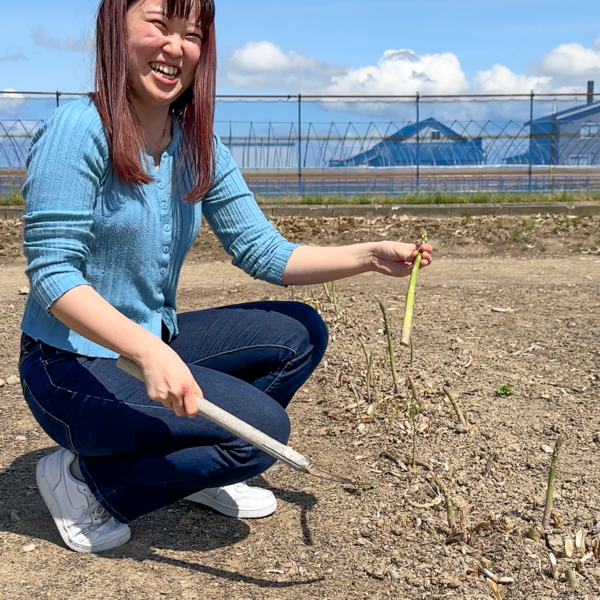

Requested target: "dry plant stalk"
[
  {"left": 459, "top": 506, "right": 470, "bottom": 544},
  {"left": 323, "top": 282, "right": 339, "bottom": 310},
  {"left": 379, "top": 299, "right": 401, "bottom": 395},
  {"left": 434, "top": 476, "right": 455, "bottom": 530},
  {"left": 401, "top": 230, "right": 428, "bottom": 347},
  {"left": 488, "top": 579, "right": 502, "bottom": 600},
  {"left": 443, "top": 386, "right": 468, "bottom": 427},
  {"left": 549, "top": 553, "right": 559, "bottom": 580},
  {"left": 542, "top": 436, "right": 564, "bottom": 530},
  {"left": 360, "top": 340, "right": 373, "bottom": 403},
  {"left": 406, "top": 374, "right": 422, "bottom": 468},
  {"left": 565, "top": 570, "right": 578, "bottom": 589}
]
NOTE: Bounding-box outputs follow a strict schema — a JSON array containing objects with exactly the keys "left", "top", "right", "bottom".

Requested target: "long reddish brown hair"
[{"left": 93, "top": 0, "right": 216, "bottom": 203}]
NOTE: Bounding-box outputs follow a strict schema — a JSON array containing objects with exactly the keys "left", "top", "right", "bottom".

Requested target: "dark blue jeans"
[{"left": 18, "top": 302, "right": 328, "bottom": 523}]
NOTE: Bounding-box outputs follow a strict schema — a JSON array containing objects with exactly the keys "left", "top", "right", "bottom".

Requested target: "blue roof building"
[
  {"left": 505, "top": 101, "right": 600, "bottom": 166},
  {"left": 330, "top": 118, "right": 486, "bottom": 167}
]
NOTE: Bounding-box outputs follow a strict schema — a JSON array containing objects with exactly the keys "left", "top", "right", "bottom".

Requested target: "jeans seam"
[
  {"left": 191, "top": 344, "right": 296, "bottom": 365},
  {"left": 41, "top": 359, "right": 114, "bottom": 401},
  {"left": 40, "top": 359, "right": 175, "bottom": 410},
  {"left": 80, "top": 461, "right": 129, "bottom": 523},
  {"left": 22, "top": 380, "right": 77, "bottom": 453},
  {"left": 264, "top": 349, "right": 298, "bottom": 393},
  {"left": 192, "top": 344, "right": 298, "bottom": 393}
]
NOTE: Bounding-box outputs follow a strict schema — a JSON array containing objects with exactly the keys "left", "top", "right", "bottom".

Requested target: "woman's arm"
[
  {"left": 50, "top": 285, "right": 159, "bottom": 363},
  {"left": 50, "top": 285, "right": 204, "bottom": 418},
  {"left": 281, "top": 242, "right": 374, "bottom": 286},
  {"left": 281, "top": 241, "right": 433, "bottom": 286},
  {"left": 202, "top": 137, "right": 301, "bottom": 285}
]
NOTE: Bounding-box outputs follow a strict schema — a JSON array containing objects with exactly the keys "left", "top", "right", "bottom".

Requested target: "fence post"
[
  {"left": 528, "top": 90, "right": 534, "bottom": 194},
  {"left": 298, "top": 93, "right": 303, "bottom": 196},
  {"left": 56, "top": 91, "right": 61, "bottom": 108},
  {"left": 416, "top": 92, "right": 420, "bottom": 190}
]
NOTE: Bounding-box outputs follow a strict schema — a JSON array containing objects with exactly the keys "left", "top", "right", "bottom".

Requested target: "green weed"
[
  {"left": 495, "top": 384, "right": 515, "bottom": 397},
  {"left": 0, "top": 188, "right": 24, "bottom": 206},
  {"left": 348, "top": 478, "right": 378, "bottom": 496},
  {"left": 511, "top": 218, "right": 536, "bottom": 242}
]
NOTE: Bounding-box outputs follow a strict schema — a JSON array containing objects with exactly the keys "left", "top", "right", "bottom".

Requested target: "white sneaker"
[
  {"left": 36, "top": 449, "right": 131, "bottom": 553},
  {"left": 186, "top": 482, "right": 277, "bottom": 518}
]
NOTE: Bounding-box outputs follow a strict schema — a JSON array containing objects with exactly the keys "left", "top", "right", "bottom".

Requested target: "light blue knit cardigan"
[{"left": 21, "top": 98, "right": 301, "bottom": 358}]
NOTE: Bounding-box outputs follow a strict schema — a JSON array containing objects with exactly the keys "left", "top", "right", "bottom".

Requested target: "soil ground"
[{"left": 0, "top": 214, "right": 599, "bottom": 600}]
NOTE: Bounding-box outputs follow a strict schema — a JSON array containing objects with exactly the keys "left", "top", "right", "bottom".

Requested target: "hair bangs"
[{"left": 164, "top": 0, "right": 215, "bottom": 29}]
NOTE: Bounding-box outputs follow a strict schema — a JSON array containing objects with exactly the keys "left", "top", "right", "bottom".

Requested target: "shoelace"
[{"left": 80, "top": 486, "right": 112, "bottom": 530}]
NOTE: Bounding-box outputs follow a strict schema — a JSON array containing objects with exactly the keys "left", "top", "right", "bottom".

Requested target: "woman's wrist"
[
  {"left": 365, "top": 241, "right": 382, "bottom": 273},
  {"left": 129, "top": 331, "right": 165, "bottom": 366}
]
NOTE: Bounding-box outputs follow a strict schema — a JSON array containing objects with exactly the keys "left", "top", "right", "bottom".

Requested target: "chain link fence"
[{"left": 2, "top": 90, "right": 600, "bottom": 197}]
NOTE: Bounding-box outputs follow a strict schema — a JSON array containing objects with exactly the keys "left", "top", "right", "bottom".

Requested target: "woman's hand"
[
  {"left": 136, "top": 340, "right": 204, "bottom": 418},
  {"left": 370, "top": 241, "right": 433, "bottom": 278}
]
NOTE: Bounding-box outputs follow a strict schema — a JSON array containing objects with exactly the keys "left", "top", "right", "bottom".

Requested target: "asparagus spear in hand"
[{"left": 401, "top": 230, "right": 428, "bottom": 347}]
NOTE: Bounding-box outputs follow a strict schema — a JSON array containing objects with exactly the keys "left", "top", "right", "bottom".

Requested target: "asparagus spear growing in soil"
[
  {"left": 443, "top": 385, "right": 468, "bottom": 428},
  {"left": 401, "top": 230, "right": 428, "bottom": 347},
  {"left": 434, "top": 476, "right": 456, "bottom": 530},
  {"left": 379, "top": 300, "right": 401, "bottom": 396},
  {"left": 542, "top": 436, "right": 564, "bottom": 530}
]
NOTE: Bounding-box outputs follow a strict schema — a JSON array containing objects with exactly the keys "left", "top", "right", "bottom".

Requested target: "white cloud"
[
  {"left": 0, "top": 53, "right": 27, "bottom": 62},
  {"left": 472, "top": 64, "right": 550, "bottom": 94},
  {"left": 221, "top": 38, "right": 600, "bottom": 102},
  {"left": 222, "top": 43, "right": 468, "bottom": 96},
  {"left": 222, "top": 41, "right": 345, "bottom": 90},
  {"left": 31, "top": 26, "right": 92, "bottom": 53},
  {"left": 32, "top": 27, "right": 62, "bottom": 50},
  {"left": 538, "top": 40, "right": 600, "bottom": 79},
  {"left": 0, "top": 89, "right": 26, "bottom": 114},
  {"left": 327, "top": 49, "right": 469, "bottom": 96},
  {"left": 65, "top": 36, "right": 93, "bottom": 53}
]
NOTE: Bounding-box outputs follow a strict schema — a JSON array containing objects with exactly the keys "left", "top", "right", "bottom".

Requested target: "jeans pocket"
[
  {"left": 22, "top": 381, "right": 76, "bottom": 453},
  {"left": 41, "top": 347, "right": 72, "bottom": 366}
]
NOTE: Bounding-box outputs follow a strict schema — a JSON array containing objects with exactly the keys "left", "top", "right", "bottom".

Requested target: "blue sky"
[{"left": 1, "top": 0, "right": 600, "bottom": 94}]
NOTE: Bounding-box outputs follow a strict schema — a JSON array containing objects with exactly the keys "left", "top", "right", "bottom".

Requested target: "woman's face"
[{"left": 126, "top": 0, "right": 202, "bottom": 110}]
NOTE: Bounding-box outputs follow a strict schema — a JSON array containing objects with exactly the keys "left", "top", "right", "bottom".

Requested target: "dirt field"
[{"left": 1, "top": 214, "right": 599, "bottom": 600}]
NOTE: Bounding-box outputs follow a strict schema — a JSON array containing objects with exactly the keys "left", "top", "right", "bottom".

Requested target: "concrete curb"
[
  {"left": 262, "top": 202, "right": 600, "bottom": 218},
  {"left": 0, "top": 207, "right": 25, "bottom": 220},
  {"left": 2, "top": 202, "right": 599, "bottom": 221}
]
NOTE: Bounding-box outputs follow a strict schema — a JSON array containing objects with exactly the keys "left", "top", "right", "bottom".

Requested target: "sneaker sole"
[
  {"left": 36, "top": 454, "right": 131, "bottom": 553},
  {"left": 188, "top": 491, "right": 277, "bottom": 519}
]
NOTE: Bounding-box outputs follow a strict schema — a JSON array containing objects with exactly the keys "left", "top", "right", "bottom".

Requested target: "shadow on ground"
[{"left": 0, "top": 448, "right": 322, "bottom": 588}]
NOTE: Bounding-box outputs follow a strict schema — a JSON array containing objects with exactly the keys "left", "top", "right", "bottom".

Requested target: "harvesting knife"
[{"left": 117, "top": 356, "right": 353, "bottom": 485}]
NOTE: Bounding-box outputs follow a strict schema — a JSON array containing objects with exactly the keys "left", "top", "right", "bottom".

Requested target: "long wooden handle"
[{"left": 116, "top": 356, "right": 312, "bottom": 473}]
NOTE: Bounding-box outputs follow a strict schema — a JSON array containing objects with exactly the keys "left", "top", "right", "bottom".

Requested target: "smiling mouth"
[{"left": 150, "top": 62, "right": 181, "bottom": 81}]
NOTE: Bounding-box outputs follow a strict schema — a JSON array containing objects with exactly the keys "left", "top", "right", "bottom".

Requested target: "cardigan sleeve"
[
  {"left": 202, "top": 135, "right": 302, "bottom": 285},
  {"left": 22, "top": 100, "right": 109, "bottom": 313}
]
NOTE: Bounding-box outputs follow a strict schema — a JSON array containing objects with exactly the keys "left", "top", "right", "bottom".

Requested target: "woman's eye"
[
  {"left": 187, "top": 33, "right": 203, "bottom": 42},
  {"left": 152, "top": 20, "right": 167, "bottom": 29}
]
